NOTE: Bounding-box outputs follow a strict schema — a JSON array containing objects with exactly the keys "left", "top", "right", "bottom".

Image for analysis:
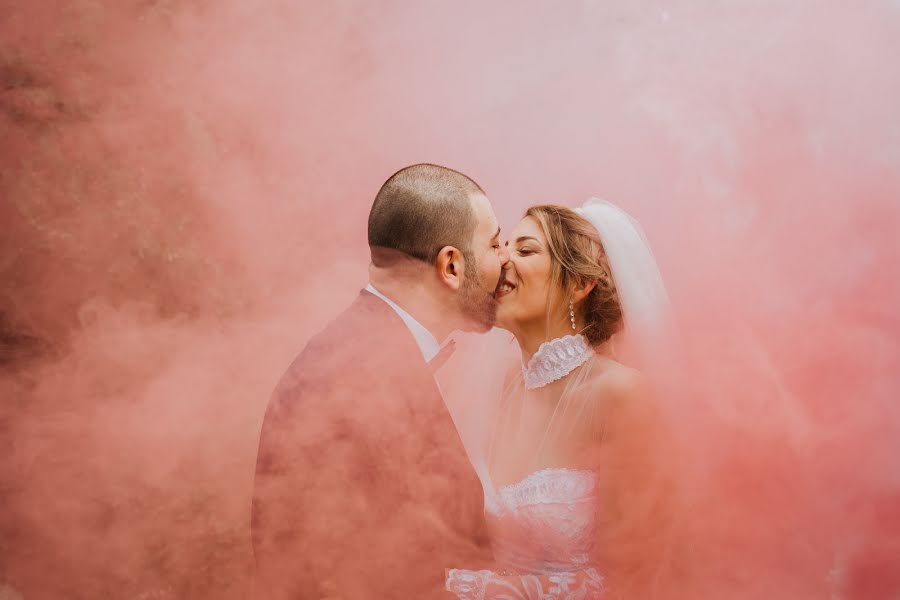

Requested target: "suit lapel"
[{"left": 354, "top": 289, "right": 445, "bottom": 409}]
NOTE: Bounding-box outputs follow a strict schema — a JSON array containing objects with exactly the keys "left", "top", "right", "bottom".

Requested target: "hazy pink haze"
[{"left": 1, "top": 1, "right": 898, "bottom": 598}]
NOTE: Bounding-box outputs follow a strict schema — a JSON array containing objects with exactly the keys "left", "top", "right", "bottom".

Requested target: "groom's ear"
[{"left": 435, "top": 246, "right": 463, "bottom": 291}]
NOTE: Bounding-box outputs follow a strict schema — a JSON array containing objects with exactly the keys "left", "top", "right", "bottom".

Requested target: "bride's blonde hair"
[{"left": 524, "top": 204, "right": 623, "bottom": 348}]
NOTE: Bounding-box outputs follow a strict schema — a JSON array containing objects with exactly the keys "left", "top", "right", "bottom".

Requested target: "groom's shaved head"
[{"left": 368, "top": 163, "right": 483, "bottom": 266}]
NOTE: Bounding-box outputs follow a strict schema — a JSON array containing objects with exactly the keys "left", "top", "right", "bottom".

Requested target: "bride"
[{"left": 445, "top": 200, "right": 678, "bottom": 600}]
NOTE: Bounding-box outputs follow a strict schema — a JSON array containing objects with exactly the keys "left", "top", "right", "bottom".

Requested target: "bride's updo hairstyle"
[{"left": 525, "top": 205, "right": 623, "bottom": 348}]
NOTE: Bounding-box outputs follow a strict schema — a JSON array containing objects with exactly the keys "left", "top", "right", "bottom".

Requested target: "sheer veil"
[{"left": 574, "top": 198, "right": 671, "bottom": 344}]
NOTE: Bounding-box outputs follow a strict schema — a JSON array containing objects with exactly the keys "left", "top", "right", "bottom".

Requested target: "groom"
[{"left": 251, "top": 164, "right": 509, "bottom": 599}]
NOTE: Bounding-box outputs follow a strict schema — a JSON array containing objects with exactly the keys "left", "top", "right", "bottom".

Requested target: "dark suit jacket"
[{"left": 252, "top": 290, "right": 490, "bottom": 599}]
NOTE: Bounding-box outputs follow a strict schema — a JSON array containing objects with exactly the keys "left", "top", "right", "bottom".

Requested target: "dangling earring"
[{"left": 569, "top": 300, "right": 576, "bottom": 331}]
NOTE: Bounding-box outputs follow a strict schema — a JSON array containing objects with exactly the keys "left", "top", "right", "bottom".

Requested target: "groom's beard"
[{"left": 457, "top": 253, "right": 499, "bottom": 332}]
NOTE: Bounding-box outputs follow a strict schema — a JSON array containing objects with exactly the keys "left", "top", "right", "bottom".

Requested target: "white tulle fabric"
[
  {"left": 443, "top": 199, "right": 672, "bottom": 600},
  {"left": 446, "top": 467, "right": 605, "bottom": 599}
]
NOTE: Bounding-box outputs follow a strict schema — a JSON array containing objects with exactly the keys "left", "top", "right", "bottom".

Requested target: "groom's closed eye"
[{"left": 491, "top": 227, "right": 502, "bottom": 249}]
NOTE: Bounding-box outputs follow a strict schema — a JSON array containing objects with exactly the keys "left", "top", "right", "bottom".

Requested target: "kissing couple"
[{"left": 251, "top": 163, "right": 677, "bottom": 600}]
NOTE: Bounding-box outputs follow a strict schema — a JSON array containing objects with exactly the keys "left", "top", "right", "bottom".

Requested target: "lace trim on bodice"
[
  {"left": 489, "top": 467, "right": 599, "bottom": 514},
  {"left": 522, "top": 335, "right": 593, "bottom": 390},
  {"left": 482, "top": 467, "right": 602, "bottom": 579}
]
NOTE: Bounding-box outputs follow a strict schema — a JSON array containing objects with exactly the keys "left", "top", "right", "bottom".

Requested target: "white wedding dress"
[
  {"left": 444, "top": 199, "right": 673, "bottom": 600},
  {"left": 446, "top": 468, "right": 605, "bottom": 599},
  {"left": 445, "top": 336, "right": 606, "bottom": 600}
]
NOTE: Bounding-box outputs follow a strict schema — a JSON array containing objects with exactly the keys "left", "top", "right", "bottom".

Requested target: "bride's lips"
[{"left": 494, "top": 279, "right": 516, "bottom": 299}]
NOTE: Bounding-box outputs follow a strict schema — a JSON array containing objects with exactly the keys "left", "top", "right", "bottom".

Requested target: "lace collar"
[{"left": 522, "top": 334, "right": 593, "bottom": 390}]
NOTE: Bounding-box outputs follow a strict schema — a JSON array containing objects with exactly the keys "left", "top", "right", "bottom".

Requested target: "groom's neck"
[{"left": 368, "top": 264, "right": 453, "bottom": 343}]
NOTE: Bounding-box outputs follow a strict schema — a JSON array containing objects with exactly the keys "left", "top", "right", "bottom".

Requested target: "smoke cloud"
[{"left": 1, "top": 1, "right": 898, "bottom": 598}]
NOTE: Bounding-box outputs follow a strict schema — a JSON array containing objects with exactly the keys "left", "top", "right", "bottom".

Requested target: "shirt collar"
[{"left": 365, "top": 284, "right": 441, "bottom": 362}]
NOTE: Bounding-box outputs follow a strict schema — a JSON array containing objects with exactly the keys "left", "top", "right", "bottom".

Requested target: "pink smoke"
[{"left": 1, "top": 1, "right": 898, "bottom": 598}]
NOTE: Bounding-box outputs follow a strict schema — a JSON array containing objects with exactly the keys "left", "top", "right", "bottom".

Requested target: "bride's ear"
[
  {"left": 572, "top": 279, "right": 596, "bottom": 304},
  {"left": 436, "top": 245, "right": 463, "bottom": 291}
]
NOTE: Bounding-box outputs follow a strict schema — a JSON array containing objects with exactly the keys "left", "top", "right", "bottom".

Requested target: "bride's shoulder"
[
  {"left": 581, "top": 357, "right": 655, "bottom": 424},
  {"left": 584, "top": 356, "right": 645, "bottom": 400}
]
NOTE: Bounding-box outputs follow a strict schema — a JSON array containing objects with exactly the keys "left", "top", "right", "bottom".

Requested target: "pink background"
[{"left": 1, "top": 1, "right": 899, "bottom": 598}]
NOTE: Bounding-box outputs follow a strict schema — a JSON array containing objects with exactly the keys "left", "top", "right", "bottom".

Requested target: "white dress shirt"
[{"left": 365, "top": 283, "right": 441, "bottom": 362}]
